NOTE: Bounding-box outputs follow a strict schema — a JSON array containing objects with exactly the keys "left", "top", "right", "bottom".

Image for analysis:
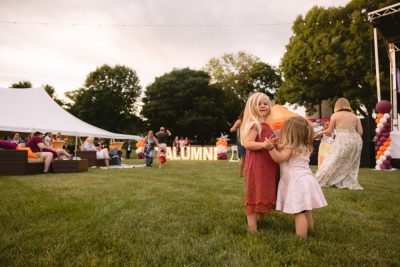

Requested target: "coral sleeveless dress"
[{"left": 245, "top": 123, "right": 279, "bottom": 215}]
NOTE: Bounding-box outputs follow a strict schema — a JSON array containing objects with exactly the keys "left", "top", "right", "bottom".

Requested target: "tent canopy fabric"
[
  {"left": 0, "top": 87, "right": 141, "bottom": 140},
  {"left": 270, "top": 104, "right": 299, "bottom": 130}
]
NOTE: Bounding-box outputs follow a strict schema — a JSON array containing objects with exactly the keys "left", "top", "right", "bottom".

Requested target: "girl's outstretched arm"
[
  {"left": 230, "top": 119, "right": 241, "bottom": 133},
  {"left": 265, "top": 141, "right": 292, "bottom": 163},
  {"left": 269, "top": 148, "right": 291, "bottom": 163}
]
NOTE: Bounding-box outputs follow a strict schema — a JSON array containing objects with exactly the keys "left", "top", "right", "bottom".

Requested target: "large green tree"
[
  {"left": 10, "top": 81, "right": 32, "bottom": 88},
  {"left": 277, "top": 0, "right": 397, "bottom": 117},
  {"left": 204, "top": 51, "right": 282, "bottom": 124},
  {"left": 65, "top": 64, "right": 143, "bottom": 134},
  {"left": 43, "top": 84, "right": 65, "bottom": 107},
  {"left": 204, "top": 51, "right": 259, "bottom": 102},
  {"left": 141, "top": 68, "right": 226, "bottom": 144},
  {"left": 249, "top": 62, "right": 282, "bottom": 100}
]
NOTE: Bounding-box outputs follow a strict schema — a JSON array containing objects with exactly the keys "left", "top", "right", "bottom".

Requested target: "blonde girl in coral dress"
[
  {"left": 240, "top": 92, "right": 279, "bottom": 232},
  {"left": 265, "top": 116, "right": 327, "bottom": 239}
]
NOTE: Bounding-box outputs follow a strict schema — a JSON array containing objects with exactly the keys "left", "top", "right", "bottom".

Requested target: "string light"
[{"left": 0, "top": 21, "right": 291, "bottom": 28}]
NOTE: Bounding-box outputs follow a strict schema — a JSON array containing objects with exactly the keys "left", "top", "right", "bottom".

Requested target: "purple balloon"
[
  {"left": 376, "top": 132, "right": 382, "bottom": 138},
  {"left": 384, "top": 132, "right": 390, "bottom": 138},
  {"left": 376, "top": 101, "right": 392, "bottom": 113},
  {"left": 377, "top": 141, "right": 382, "bottom": 147},
  {"left": 387, "top": 156, "right": 392, "bottom": 161},
  {"left": 380, "top": 136, "right": 387, "bottom": 142},
  {"left": 384, "top": 160, "right": 391, "bottom": 165},
  {"left": 380, "top": 163, "right": 387, "bottom": 169}
]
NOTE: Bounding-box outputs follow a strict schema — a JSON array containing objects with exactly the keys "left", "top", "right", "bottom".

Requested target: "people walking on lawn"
[
  {"left": 143, "top": 130, "right": 159, "bottom": 167},
  {"left": 315, "top": 98, "right": 363, "bottom": 190},
  {"left": 156, "top": 127, "right": 171, "bottom": 167},
  {"left": 230, "top": 110, "right": 246, "bottom": 177},
  {"left": 240, "top": 92, "right": 279, "bottom": 232},
  {"left": 158, "top": 146, "right": 167, "bottom": 168},
  {"left": 265, "top": 116, "right": 327, "bottom": 239},
  {"left": 156, "top": 127, "right": 171, "bottom": 147}
]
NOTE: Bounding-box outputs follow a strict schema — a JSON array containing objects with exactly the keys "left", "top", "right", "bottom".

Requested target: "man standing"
[
  {"left": 126, "top": 141, "right": 132, "bottom": 159},
  {"left": 156, "top": 127, "right": 171, "bottom": 147}
]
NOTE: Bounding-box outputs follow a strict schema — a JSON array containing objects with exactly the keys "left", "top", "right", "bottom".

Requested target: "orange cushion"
[
  {"left": 16, "top": 147, "right": 39, "bottom": 159},
  {"left": 109, "top": 145, "right": 118, "bottom": 151}
]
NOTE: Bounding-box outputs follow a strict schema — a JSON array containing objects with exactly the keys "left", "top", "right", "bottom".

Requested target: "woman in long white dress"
[{"left": 315, "top": 98, "right": 363, "bottom": 190}]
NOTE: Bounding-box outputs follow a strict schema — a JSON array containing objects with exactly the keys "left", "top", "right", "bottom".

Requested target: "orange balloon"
[
  {"left": 383, "top": 141, "right": 390, "bottom": 147},
  {"left": 135, "top": 139, "right": 145, "bottom": 148},
  {"left": 379, "top": 146, "right": 386, "bottom": 152},
  {"left": 377, "top": 151, "right": 383, "bottom": 156},
  {"left": 216, "top": 140, "right": 228, "bottom": 146},
  {"left": 387, "top": 137, "right": 391, "bottom": 142},
  {"left": 377, "top": 113, "right": 384, "bottom": 119},
  {"left": 375, "top": 118, "right": 380, "bottom": 124}
]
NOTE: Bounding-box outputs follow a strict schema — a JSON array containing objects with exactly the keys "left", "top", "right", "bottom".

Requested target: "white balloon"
[
  {"left": 377, "top": 159, "right": 383, "bottom": 165},
  {"left": 375, "top": 165, "right": 381, "bottom": 170},
  {"left": 380, "top": 118, "right": 387, "bottom": 124},
  {"left": 384, "top": 113, "right": 390, "bottom": 119},
  {"left": 372, "top": 113, "right": 377, "bottom": 119},
  {"left": 377, "top": 123, "right": 383, "bottom": 128},
  {"left": 379, "top": 155, "right": 387, "bottom": 161},
  {"left": 384, "top": 150, "right": 391, "bottom": 156},
  {"left": 375, "top": 128, "right": 381, "bottom": 133}
]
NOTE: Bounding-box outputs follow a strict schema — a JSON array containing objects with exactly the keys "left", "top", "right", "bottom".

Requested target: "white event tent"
[{"left": 0, "top": 87, "right": 141, "bottom": 141}]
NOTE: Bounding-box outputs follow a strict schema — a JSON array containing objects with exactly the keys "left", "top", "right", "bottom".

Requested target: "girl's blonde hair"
[
  {"left": 334, "top": 97, "right": 352, "bottom": 112},
  {"left": 240, "top": 92, "right": 271, "bottom": 144},
  {"left": 279, "top": 116, "right": 314, "bottom": 155}
]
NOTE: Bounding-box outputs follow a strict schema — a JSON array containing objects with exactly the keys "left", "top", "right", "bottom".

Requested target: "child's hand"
[{"left": 264, "top": 137, "right": 276, "bottom": 150}]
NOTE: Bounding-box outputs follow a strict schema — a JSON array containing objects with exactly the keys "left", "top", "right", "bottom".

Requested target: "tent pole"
[
  {"left": 74, "top": 136, "right": 78, "bottom": 156},
  {"left": 374, "top": 28, "right": 382, "bottom": 102},
  {"left": 390, "top": 43, "right": 398, "bottom": 131}
]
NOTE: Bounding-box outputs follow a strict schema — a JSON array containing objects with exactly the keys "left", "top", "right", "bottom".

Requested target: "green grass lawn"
[{"left": 1, "top": 159, "right": 399, "bottom": 266}]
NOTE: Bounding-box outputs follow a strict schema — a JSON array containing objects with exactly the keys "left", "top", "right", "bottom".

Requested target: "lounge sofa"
[{"left": 0, "top": 149, "right": 44, "bottom": 175}]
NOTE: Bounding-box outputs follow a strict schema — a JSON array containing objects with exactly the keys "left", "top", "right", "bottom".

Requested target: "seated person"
[
  {"left": 82, "top": 136, "right": 110, "bottom": 167},
  {"left": 55, "top": 132, "right": 63, "bottom": 141},
  {"left": 95, "top": 143, "right": 110, "bottom": 167},
  {"left": 26, "top": 131, "right": 54, "bottom": 173},
  {"left": 44, "top": 132, "right": 53, "bottom": 147},
  {"left": 8, "top": 133, "right": 25, "bottom": 146},
  {"left": 98, "top": 138, "right": 108, "bottom": 150},
  {"left": 108, "top": 145, "right": 121, "bottom": 166},
  {"left": 31, "top": 132, "right": 71, "bottom": 160}
]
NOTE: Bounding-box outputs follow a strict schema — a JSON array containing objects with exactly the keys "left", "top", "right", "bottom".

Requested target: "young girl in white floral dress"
[{"left": 265, "top": 116, "right": 327, "bottom": 239}]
